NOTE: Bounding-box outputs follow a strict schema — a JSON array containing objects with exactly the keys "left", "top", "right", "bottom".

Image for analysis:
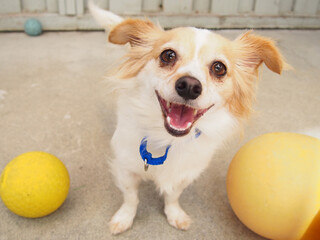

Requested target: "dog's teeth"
[
  {"left": 166, "top": 116, "right": 171, "bottom": 124},
  {"left": 194, "top": 109, "right": 198, "bottom": 116},
  {"left": 187, "top": 122, "right": 192, "bottom": 128},
  {"left": 166, "top": 101, "right": 170, "bottom": 109}
]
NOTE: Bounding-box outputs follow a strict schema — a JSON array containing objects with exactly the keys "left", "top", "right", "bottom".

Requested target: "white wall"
[{"left": 0, "top": 0, "right": 319, "bottom": 30}]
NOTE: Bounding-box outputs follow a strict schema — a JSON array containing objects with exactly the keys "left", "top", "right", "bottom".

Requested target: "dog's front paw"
[
  {"left": 109, "top": 219, "right": 133, "bottom": 235},
  {"left": 165, "top": 204, "right": 192, "bottom": 230},
  {"left": 109, "top": 205, "right": 136, "bottom": 235}
]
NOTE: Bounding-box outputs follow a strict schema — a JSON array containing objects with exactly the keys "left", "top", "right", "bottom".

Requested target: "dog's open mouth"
[{"left": 156, "top": 91, "right": 212, "bottom": 137}]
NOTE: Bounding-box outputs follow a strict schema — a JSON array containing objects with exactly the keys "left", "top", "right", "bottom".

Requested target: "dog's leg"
[
  {"left": 109, "top": 170, "right": 141, "bottom": 235},
  {"left": 163, "top": 182, "right": 191, "bottom": 230}
]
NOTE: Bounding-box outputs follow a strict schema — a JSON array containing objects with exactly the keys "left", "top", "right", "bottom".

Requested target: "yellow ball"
[
  {"left": 227, "top": 132, "right": 320, "bottom": 240},
  {"left": 0, "top": 152, "right": 70, "bottom": 218}
]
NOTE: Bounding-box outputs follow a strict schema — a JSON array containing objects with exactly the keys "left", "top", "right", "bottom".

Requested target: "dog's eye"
[
  {"left": 160, "top": 49, "right": 176, "bottom": 65},
  {"left": 211, "top": 61, "right": 227, "bottom": 77}
]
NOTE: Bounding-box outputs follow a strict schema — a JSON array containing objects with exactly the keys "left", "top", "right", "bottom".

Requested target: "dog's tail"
[{"left": 89, "top": 1, "right": 123, "bottom": 30}]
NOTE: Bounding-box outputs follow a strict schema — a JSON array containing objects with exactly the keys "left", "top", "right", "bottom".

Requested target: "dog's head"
[{"left": 91, "top": 4, "right": 286, "bottom": 138}]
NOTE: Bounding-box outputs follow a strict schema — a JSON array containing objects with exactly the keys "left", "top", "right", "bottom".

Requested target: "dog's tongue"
[{"left": 168, "top": 104, "right": 194, "bottom": 129}]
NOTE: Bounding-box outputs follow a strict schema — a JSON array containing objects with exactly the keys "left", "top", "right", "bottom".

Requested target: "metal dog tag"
[{"left": 144, "top": 159, "right": 149, "bottom": 171}]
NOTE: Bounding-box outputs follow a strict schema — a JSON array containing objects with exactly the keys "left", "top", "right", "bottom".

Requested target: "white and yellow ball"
[{"left": 227, "top": 132, "right": 320, "bottom": 240}]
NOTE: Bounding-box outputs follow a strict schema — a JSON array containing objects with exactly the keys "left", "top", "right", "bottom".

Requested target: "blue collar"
[{"left": 139, "top": 128, "right": 201, "bottom": 171}]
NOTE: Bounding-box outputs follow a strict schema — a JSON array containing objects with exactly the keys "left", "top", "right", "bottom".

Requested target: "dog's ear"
[
  {"left": 108, "top": 19, "right": 162, "bottom": 46},
  {"left": 234, "top": 31, "right": 286, "bottom": 74},
  {"left": 89, "top": 1, "right": 163, "bottom": 47},
  {"left": 89, "top": 1, "right": 123, "bottom": 30}
]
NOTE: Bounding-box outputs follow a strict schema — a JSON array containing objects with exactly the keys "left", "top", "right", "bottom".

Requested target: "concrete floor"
[{"left": 0, "top": 30, "right": 319, "bottom": 240}]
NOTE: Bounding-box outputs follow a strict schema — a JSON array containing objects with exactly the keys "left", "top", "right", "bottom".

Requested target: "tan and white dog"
[{"left": 90, "top": 2, "right": 286, "bottom": 235}]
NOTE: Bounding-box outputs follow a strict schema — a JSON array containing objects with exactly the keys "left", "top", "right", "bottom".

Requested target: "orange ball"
[{"left": 227, "top": 133, "right": 320, "bottom": 240}]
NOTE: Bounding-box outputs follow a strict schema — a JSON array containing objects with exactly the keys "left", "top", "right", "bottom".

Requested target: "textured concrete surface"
[{"left": 0, "top": 30, "right": 319, "bottom": 240}]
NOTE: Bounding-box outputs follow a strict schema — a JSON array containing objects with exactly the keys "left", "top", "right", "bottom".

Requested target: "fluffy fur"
[{"left": 90, "top": 2, "right": 286, "bottom": 235}]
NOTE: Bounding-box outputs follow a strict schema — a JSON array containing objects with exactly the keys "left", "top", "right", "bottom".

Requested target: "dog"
[{"left": 89, "top": 2, "right": 286, "bottom": 235}]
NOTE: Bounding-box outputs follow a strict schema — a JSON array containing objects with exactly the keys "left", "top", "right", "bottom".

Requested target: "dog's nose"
[{"left": 175, "top": 76, "right": 202, "bottom": 100}]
